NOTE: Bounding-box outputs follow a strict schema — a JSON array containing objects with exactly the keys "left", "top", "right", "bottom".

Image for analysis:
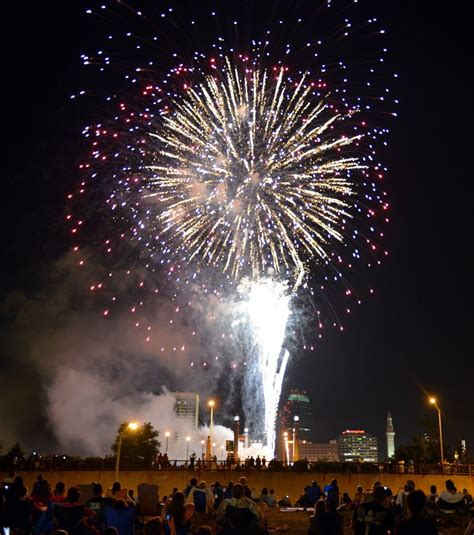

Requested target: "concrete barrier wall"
[{"left": 4, "top": 471, "right": 473, "bottom": 502}]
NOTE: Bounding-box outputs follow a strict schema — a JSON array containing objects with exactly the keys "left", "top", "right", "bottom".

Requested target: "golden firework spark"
[{"left": 146, "top": 58, "right": 364, "bottom": 280}]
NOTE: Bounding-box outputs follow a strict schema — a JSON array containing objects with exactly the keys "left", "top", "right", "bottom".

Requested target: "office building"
[
  {"left": 299, "top": 440, "right": 339, "bottom": 462},
  {"left": 173, "top": 391, "right": 199, "bottom": 428},
  {"left": 337, "top": 429, "right": 378, "bottom": 462},
  {"left": 280, "top": 389, "right": 315, "bottom": 442}
]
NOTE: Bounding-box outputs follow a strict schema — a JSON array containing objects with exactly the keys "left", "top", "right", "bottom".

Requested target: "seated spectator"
[
  {"left": 52, "top": 482, "right": 67, "bottom": 503},
  {"left": 267, "top": 489, "right": 276, "bottom": 507},
  {"left": 397, "top": 490, "right": 438, "bottom": 534},
  {"left": 6, "top": 484, "right": 32, "bottom": 532},
  {"left": 425, "top": 485, "right": 438, "bottom": 516},
  {"left": 439, "top": 479, "right": 465, "bottom": 514},
  {"left": 187, "top": 481, "right": 214, "bottom": 514},
  {"left": 87, "top": 483, "right": 108, "bottom": 528},
  {"left": 238, "top": 477, "right": 251, "bottom": 499},
  {"left": 464, "top": 489, "right": 473, "bottom": 508},
  {"left": 337, "top": 492, "right": 353, "bottom": 511},
  {"left": 164, "top": 491, "right": 195, "bottom": 535},
  {"left": 110, "top": 482, "right": 132, "bottom": 504},
  {"left": 277, "top": 495, "right": 291, "bottom": 507},
  {"left": 223, "top": 482, "right": 234, "bottom": 500},
  {"left": 145, "top": 516, "right": 164, "bottom": 535},
  {"left": 54, "top": 487, "right": 90, "bottom": 535},
  {"left": 105, "top": 499, "right": 135, "bottom": 535},
  {"left": 352, "top": 486, "right": 394, "bottom": 535},
  {"left": 214, "top": 481, "right": 225, "bottom": 508},
  {"left": 308, "top": 499, "right": 343, "bottom": 535},
  {"left": 353, "top": 486, "right": 364, "bottom": 504},
  {"left": 324, "top": 479, "right": 339, "bottom": 506},
  {"left": 217, "top": 483, "right": 261, "bottom": 525},
  {"left": 258, "top": 488, "right": 269, "bottom": 505},
  {"left": 183, "top": 478, "right": 198, "bottom": 498},
  {"left": 194, "top": 527, "right": 212, "bottom": 535},
  {"left": 396, "top": 480, "right": 415, "bottom": 517},
  {"left": 306, "top": 481, "right": 322, "bottom": 507}
]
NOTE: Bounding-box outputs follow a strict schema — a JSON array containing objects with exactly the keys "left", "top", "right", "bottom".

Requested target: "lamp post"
[
  {"left": 429, "top": 397, "right": 444, "bottom": 465},
  {"left": 293, "top": 415, "right": 300, "bottom": 462},
  {"left": 233, "top": 415, "right": 240, "bottom": 460},
  {"left": 201, "top": 439, "right": 205, "bottom": 457},
  {"left": 114, "top": 421, "right": 139, "bottom": 482},
  {"left": 186, "top": 436, "right": 191, "bottom": 461},
  {"left": 165, "top": 431, "right": 171, "bottom": 455},
  {"left": 283, "top": 431, "right": 289, "bottom": 465},
  {"left": 208, "top": 399, "right": 215, "bottom": 440}
]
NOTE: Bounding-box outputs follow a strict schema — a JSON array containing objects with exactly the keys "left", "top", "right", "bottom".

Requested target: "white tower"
[{"left": 386, "top": 411, "right": 395, "bottom": 459}]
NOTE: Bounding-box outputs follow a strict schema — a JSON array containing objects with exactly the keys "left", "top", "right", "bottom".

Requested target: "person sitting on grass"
[{"left": 397, "top": 490, "right": 438, "bottom": 535}]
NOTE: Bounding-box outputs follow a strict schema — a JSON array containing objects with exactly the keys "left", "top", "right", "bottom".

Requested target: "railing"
[{"left": 2, "top": 457, "right": 472, "bottom": 476}]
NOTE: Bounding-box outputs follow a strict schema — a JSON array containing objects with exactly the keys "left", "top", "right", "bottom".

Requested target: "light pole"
[
  {"left": 165, "top": 431, "right": 171, "bottom": 455},
  {"left": 429, "top": 397, "right": 444, "bottom": 465},
  {"left": 114, "top": 421, "right": 139, "bottom": 482},
  {"left": 233, "top": 415, "right": 240, "bottom": 460},
  {"left": 186, "top": 436, "right": 191, "bottom": 461},
  {"left": 283, "top": 431, "right": 289, "bottom": 465},
  {"left": 293, "top": 415, "right": 300, "bottom": 462},
  {"left": 212, "top": 442, "right": 216, "bottom": 456},
  {"left": 220, "top": 444, "right": 225, "bottom": 461},
  {"left": 208, "top": 399, "right": 215, "bottom": 440},
  {"left": 201, "top": 439, "right": 205, "bottom": 457}
]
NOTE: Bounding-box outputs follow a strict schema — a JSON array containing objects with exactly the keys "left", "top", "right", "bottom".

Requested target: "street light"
[
  {"left": 200, "top": 439, "right": 205, "bottom": 456},
  {"left": 186, "top": 436, "right": 191, "bottom": 460},
  {"left": 165, "top": 431, "right": 171, "bottom": 455},
  {"left": 429, "top": 397, "right": 444, "bottom": 465},
  {"left": 208, "top": 399, "right": 215, "bottom": 439},
  {"left": 114, "top": 421, "right": 139, "bottom": 482},
  {"left": 233, "top": 415, "right": 240, "bottom": 460},
  {"left": 293, "top": 415, "right": 300, "bottom": 462}
]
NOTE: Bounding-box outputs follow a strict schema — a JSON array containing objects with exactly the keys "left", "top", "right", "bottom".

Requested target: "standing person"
[
  {"left": 352, "top": 486, "right": 393, "bottom": 535},
  {"left": 397, "top": 490, "right": 438, "bottom": 534}
]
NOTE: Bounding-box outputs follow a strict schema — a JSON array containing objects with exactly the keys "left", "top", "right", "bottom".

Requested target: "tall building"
[
  {"left": 280, "top": 389, "right": 315, "bottom": 442},
  {"left": 337, "top": 430, "right": 378, "bottom": 462},
  {"left": 299, "top": 440, "right": 339, "bottom": 462},
  {"left": 386, "top": 411, "right": 395, "bottom": 459},
  {"left": 173, "top": 392, "right": 199, "bottom": 428}
]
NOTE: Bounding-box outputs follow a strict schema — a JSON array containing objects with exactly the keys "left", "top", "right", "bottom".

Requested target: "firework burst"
[{"left": 146, "top": 57, "right": 363, "bottom": 282}]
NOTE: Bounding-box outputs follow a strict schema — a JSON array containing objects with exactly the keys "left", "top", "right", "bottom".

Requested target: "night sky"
[{"left": 2, "top": 1, "right": 473, "bottom": 455}]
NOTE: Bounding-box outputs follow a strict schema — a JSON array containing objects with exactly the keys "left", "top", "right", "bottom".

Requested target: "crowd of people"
[{"left": 0, "top": 472, "right": 473, "bottom": 535}]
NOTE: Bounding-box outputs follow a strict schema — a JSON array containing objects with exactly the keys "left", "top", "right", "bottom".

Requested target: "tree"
[
  {"left": 6, "top": 442, "right": 25, "bottom": 462},
  {"left": 111, "top": 422, "right": 160, "bottom": 468}
]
